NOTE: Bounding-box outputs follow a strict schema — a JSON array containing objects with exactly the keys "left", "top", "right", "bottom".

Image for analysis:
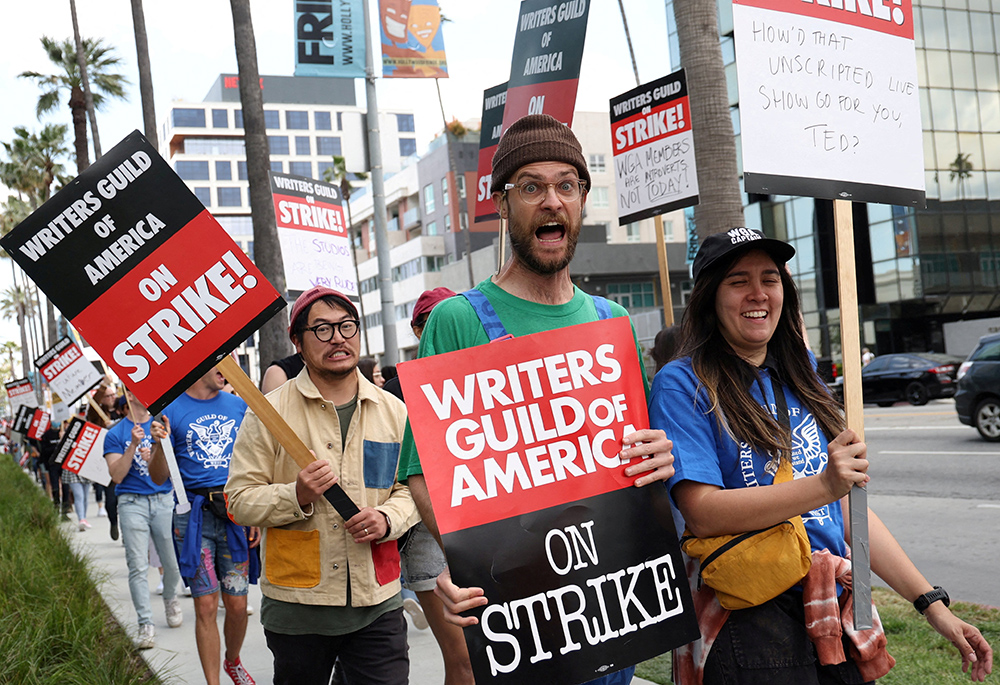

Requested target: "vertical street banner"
[
  {"left": 474, "top": 82, "right": 509, "bottom": 223},
  {"left": 293, "top": 0, "right": 366, "bottom": 78},
  {"left": 5, "top": 378, "right": 38, "bottom": 413},
  {"left": 734, "top": 0, "right": 924, "bottom": 205},
  {"left": 26, "top": 408, "right": 51, "bottom": 441},
  {"left": 0, "top": 131, "right": 286, "bottom": 416},
  {"left": 610, "top": 70, "right": 700, "bottom": 224},
  {"left": 398, "top": 318, "right": 698, "bottom": 684},
  {"left": 270, "top": 171, "right": 357, "bottom": 296},
  {"left": 379, "top": 0, "right": 449, "bottom": 77},
  {"left": 53, "top": 416, "right": 111, "bottom": 486},
  {"left": 500, "top": 0, "right": 591, "bottom": 129},
  {"left": 35, "top": 337, "right": 104, "bottom": 406}
]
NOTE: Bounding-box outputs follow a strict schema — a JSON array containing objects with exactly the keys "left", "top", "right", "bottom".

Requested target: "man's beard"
[{"left": 507, "top": 212, "right": 581, "bottom": 276}]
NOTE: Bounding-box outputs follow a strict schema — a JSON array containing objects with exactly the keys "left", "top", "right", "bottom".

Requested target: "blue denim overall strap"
[{"left": 461, "top": 289, "right": 613, "bottom": 341}]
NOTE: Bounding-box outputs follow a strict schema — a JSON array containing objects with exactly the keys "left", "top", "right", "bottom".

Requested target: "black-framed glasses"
[
  {"left": 503, "top": 178, "right": 587, "bottom": 204},
  {"left": 300, "top": 320, "right": 360, "bottom": 342}
]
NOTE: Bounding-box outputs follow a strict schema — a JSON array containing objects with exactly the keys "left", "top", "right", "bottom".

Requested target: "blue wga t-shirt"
[
  {"left": 650, "top": 357, "right": 847, "bottom": 558},
  {"left": 104, "top": 417, "right": 172, "bottom": 496},
  {"left": 161, "top": 391, "right": 248, "bottom": 490}
]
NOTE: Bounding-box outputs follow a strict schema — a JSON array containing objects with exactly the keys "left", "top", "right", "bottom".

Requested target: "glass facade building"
[{"left": 664, "top": 0, "right": 1000, "bottom": 360}]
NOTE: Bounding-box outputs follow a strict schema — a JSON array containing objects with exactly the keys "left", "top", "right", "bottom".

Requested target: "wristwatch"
[{"left": 913, "top": 586, "right": 950, "bottom": 614}]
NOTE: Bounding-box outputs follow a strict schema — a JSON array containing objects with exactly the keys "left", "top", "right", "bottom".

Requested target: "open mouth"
[
  {"left": 535, "top": 223, "right": 566, "bottom": 243},
  {"left": 742, "top": 310, "right": 768, "bottom": 320},
  {"left": 385, "top": 16, "right": 407, "bottom": 39}
]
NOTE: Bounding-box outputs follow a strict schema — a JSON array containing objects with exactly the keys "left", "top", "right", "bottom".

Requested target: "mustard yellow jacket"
[{"left": 226, "top": 368, "right": 418, "bottom": 607}]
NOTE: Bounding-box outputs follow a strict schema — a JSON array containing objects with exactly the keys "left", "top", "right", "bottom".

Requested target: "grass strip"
[
  {"left": 636, "top": 587, "right": 1000, "bottom": 684},
  {"left": 0, "top": 458, "right": 162, "bottom": 685}
]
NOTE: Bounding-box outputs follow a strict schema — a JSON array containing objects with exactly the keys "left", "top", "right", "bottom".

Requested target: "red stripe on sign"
[
  {"left": 40, "top": 345, "right": 83, "bottom": 382},
  {"left": 64, "top": 424, "right": 102, "bottom": 473},
  {"left": 734, "top": 0, "right": 913, "bottom": 40},
  {"left": 71, "top": 210, "right": 280, "bottom": 409},
  {"left": 272, "top": 192, "right": 347, "bottom": 237},
  {"left": 474, "top": 144, "right": 499, "bottom": 222},
  {"left": 501, "top": 79, "right": 580, "bottom": 130},
  {"left": 612, "top": 97, "right": 691, "bottom": 155}
]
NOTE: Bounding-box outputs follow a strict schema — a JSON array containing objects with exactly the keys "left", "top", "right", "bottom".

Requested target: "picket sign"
[{"left": 217, "top": 356, "right": 361, "bottom": 521}]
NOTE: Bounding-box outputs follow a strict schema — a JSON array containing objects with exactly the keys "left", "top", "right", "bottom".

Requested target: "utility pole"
[{"left": 362, "top": 0, "right": 398, "bottom": 365}]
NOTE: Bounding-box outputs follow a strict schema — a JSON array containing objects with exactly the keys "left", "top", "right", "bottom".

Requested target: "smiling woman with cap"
[{"left": 649, "top": 228, "right": 992, "bottom": 685}]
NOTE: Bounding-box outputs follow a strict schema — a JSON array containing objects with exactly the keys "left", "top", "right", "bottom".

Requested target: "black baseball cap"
[{"left": 692, "top": 228, "right": 796, "bottom": 283}]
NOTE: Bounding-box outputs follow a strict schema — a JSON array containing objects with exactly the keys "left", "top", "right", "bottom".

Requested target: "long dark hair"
[{"left": 677, "top": 249, "right": 844, "bottom": 460}]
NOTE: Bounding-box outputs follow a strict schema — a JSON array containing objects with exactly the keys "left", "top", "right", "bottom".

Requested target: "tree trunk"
[
  {"left": 674, "top": 0, "right": 744, "bottom": 237},
  {"left": 130, "top": 0, "right": 158, "bottom": 149},
  {"left": 229, "top": 0, "right": 292, "bottom": 371},
  {"left": 17, "top": 309, "right": 29, "bottom": 379},
  {"left": 70, "top": 84, "right": 89, "bottom": 173},
  {"left": 69, "top": 0, "right": 102, "bottom": 159},
  {"left": 46, "top": 298, "right": 58, "bottom": 349}
]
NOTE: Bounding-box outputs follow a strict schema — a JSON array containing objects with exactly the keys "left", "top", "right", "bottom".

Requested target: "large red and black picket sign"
[
  {"left": 26, "top": 408, "right": 51, "bottom": 441},
  {"left": 0, "top": 132, "right": 285, "bottom": 415},
  {"left": 35, "top": 337, "right": 104, "bottom": 406},
  {"left": 398, "top": 318, "right": 697, "bottom": 684}
]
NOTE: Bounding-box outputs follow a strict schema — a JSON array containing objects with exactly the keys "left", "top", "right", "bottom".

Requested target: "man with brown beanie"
[
  {"left": 395, "top": 114, "right": 678, "bottom": 685},
  {"left": 226, "top": 286, "right": 419, "bottom": 685}
]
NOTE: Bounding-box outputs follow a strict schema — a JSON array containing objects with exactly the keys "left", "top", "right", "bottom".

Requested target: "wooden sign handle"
[
  {"left": 833, "top": 199, "right": 872, "bottom": 629},
  {"left": 86, "top": 394, "right": 111, "bottom": 426},
  {"left": 655, "top": 214, "right": 674, "bottom": 327},
  {"left": 217, "top": 355, "right": 361, "bottom": 522}
]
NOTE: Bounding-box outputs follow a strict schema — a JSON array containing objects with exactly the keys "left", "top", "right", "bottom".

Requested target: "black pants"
[
  {"left": 47, "top": 462, "right": 70, "bottom": 509},
  {"left": 265, "top": 607, "right": 408, "bottom": 685},
  {"left": 704, "top": 590, "right": 874, "bottom": 685}
]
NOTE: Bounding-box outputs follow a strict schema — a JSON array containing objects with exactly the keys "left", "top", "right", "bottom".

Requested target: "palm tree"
[
  {"left": 949, "top": 152, "right": 973, "bottom": 200},
  {"left": 324, "top": 155, "right": 370, "bottom": 352},
  {"left": 229, "top": 0, "right": 292, "bottom": 371},
  {"left": 20, "top": 36, "right": 128, "bottom": 173},
  {"left": 673, "top": 0, "right": 745, "bottom": 237},
  {"left": 0, "top": 285, "right": 37, "bottom": 378},
  {"left": 129, "top": 0, "right": 158, "bottom": 148},
  {"left": 1, "top": 124, "right": 70, "bottom": 209}
]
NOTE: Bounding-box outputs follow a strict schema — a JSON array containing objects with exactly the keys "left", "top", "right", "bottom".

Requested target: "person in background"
[
  {"left": 651, "top": 325, "right": 681, "bottom": 374},
  {"left": 380, "top": 364, "right": 397, "bottom": 385},
  {"left": 862, "top": 346, "right": 875, "bottom": 366},
  {"left": 86, "top": 383, "right": 120, "bottom": 537},
  {"left": 357, "top": 357, "right": 379, "bottom": 386},
  {"left": 651, "top": 229, "right": 991, "bottom": 684},
  {"left": 260, "top": 353, "right": 305, "bottom": 395}
]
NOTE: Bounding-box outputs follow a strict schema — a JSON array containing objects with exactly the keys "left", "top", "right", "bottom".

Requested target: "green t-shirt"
[{"left": 397, "top": 278, "right": 650, "bottom": 481}]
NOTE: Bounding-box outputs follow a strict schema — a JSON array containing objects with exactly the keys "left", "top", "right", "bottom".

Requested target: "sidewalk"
[{"left": 65, "top": 488, "right": 657, "bottom": 684}]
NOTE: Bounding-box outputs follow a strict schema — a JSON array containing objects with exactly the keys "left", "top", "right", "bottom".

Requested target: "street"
[{"left": 859, "top": 399, "right": 1000, "bottom": 607}]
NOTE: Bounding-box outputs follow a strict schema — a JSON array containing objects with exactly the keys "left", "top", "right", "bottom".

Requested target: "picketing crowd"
[{"left": 9, "top": 114, "right": 995, "bottom": 685}]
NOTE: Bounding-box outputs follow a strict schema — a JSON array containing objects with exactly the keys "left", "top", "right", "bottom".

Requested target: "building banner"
[
  {"left": 610, "top": 69, "right": 699, "bottom": 225},
  {"left": 35, "top": 336, "right": 104, "bottom": 406},
  {"left": 501, "top": 0, "right": 591, "bottom": 131},
  {"left": 270, "top": 171, "right": 357, "bottom": 296},
  {"left": 398, "top": 317, "right": 698, "bottom": 685},
  {"left": 474, "top": 82, "right": 509, "bottom": 224},
  {"left": 0, "top": 131, "right": 286, "bottom": 415},
  {"left": 733, "top": 0, "right": 924, "bottom": 205},
  {"left": 379, "top": 0, "right": 449, "bottom": 78},
  {"left": 294, "top": 0, "right": 366, "bottom": 79},
  {"left": 53, "top": 416, "right": 111, "bottom": 486},
  {"left": 5, "top": 378, "right": 38, "bottom": 413}
]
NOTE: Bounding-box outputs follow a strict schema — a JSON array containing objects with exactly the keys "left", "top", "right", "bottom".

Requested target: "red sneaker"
[{"left": 223, "top": 657, "right": 256, "bottom": 685}]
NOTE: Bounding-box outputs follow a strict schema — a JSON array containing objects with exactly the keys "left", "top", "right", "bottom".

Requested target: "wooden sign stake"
[
  {"left": 217, "top": 355, "right": 361, "bottom": 522},
  {"left": 833, "top": 198, "right": 872, "bottom": 629},
  {"left": 654, "top": 214, "right": 674, "bottom": 327},
  {"left": 86, "top": 394, "right": 111, "bottom": 426}
]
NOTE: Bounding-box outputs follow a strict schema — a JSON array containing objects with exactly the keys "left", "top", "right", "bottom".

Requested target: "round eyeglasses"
[
  {"left": 503, "top": 179, "right": 587, "bottom": 205},
  {"left": 300, "top": 320, "right": 360, "bottom": 342}
]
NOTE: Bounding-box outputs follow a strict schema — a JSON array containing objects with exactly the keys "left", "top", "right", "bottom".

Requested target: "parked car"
[
  {"left": 860, "top": 352, "right": 962, "bottom": 406},
  {"left": 954, "top": 332, "right": 1000, "bottom": 442}
]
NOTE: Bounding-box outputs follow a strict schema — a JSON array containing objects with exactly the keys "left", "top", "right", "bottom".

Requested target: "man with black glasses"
[{"left": 227, "top": 286, "right": 418, "bottom": 685}]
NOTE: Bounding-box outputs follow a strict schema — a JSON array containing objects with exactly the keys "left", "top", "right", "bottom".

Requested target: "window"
[
  {"left": 217, "top": 187, "right": 241, "bottom": 207},
  {"left": 172, "top": 108, "right": 205, "bottom": 127},
  {"left": 360, "top": 276, "right": 379, "bottom": 294},
  {"left": 317, "top": 161, "right": 334, "bottom": 181},
  {"left": 212, "top": 109, "right": 228, "bottom": 128},
  {"left": 391, "top": 257, "right": 424, "bottom": 281},
  {"left": 337, "top": 112, "right": 343, "bottom": 130},
  {"left": 289, "top": 161, "right": 313, "bottom": 177},
  {"left": 459, "top": 212, "right": 469, "bottom": 230},
  {"left": 237, "top": 161, "right": 248, "bottom": 180},
  {"left": 364, "top": 312, "right": 382, "bottom": 328},
  {"left": 268, "top": 136, "right": 290, "bottom": 155},
  {"left": 234, "top": 110, "right": 244, "bottom": 128},
  {"left": 215, "top": 161, "right": 232, "bottom": 181},
  {"left": 425, "top": 221, "right": 438, "bottom": 236},
  {"left": 588, "top": 154, "right": 606, "bottom": 173},
  {"left": 423, "top": 184, "right": 435, "bottom": 213},
  {"left": 606, "top": 282, "right": 655, "bottom": 309},
  {"left": 193, "top": 187, "right": 211, "bottom": 206},
  {"left": 399, "top": 138, "right": 417, "bottom": 157},
  {"left": 312, "top": 111, "right": 331, "bottom": 131},
  {"left": 625, "top": 223, "right": 641, "bottom": 243},
  {"left": 316, "top": 136, "right": 342, "bottom": 156},
  {"left": 175, "top": 161, "right": 210, "bottom": 180},
  {"left": 396, "top": 301, "right": 416, "bottom": 321},
  {"left": 216, "top": 215, "right": 254, "bottom": 237},
  {"left": 295, "top": 136, "right": 311, "bottom": 155},
  {"left": 442, "top": 178, "right": 450, "bottom": 207},
  {"left": 456, "top": 175, "right": 466, "bottom": 199},
  {"left": 286, "top": 110, "right": 309, "bottom": 130},
  {"left": 425, "top": 255, "right": 446, "bottom": 272},
  {"left": 590, "top": 186, "right": 610, "bottom": 208},
  {"left": 444, "top": 214, "right": 451, "bottom": 232},
  {"left": 264, "top": 110, "right": 280, "bottom": 129},
  {"left": 184, "top": 138, "right": 245, "bottom": 155},
  {"left": 270, "top": 161, "right": 284, "bottom": 172},
  {"left": 396, "top": 113, "right": 415, "bottom": 132}
]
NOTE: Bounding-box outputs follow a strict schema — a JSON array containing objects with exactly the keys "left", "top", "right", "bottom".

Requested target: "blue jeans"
[
  {"left": 68, "top": 481, "right": 88, "bottom": 521},
  {"left": 119, "top": 491, "right": 181, "bottom": 625}
]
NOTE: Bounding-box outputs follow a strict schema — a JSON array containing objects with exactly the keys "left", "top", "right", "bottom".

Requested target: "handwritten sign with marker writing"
[
  {"left": 734, "top": 0, "right": 924, "bottom": 205},
  {"left": 610, "top": 69, "right": 699, "bottom": 224}
]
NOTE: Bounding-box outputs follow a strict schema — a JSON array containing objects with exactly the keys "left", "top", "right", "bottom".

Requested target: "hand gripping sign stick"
[
  {"left": 217, "top": 356, "right": 361, "bottom": 521},
  {"left": 834, "top": 200, "right": 872, "bottom": 629}
]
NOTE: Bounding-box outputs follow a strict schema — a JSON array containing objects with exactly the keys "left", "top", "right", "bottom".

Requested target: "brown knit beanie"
[{"left": 490, "top": 114, "right": 591, "bottom": 194}]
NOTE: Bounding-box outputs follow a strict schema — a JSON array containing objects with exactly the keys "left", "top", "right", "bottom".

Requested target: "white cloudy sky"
[{"left": 0, "top": 0, "right": 672, "bottom": 345}]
